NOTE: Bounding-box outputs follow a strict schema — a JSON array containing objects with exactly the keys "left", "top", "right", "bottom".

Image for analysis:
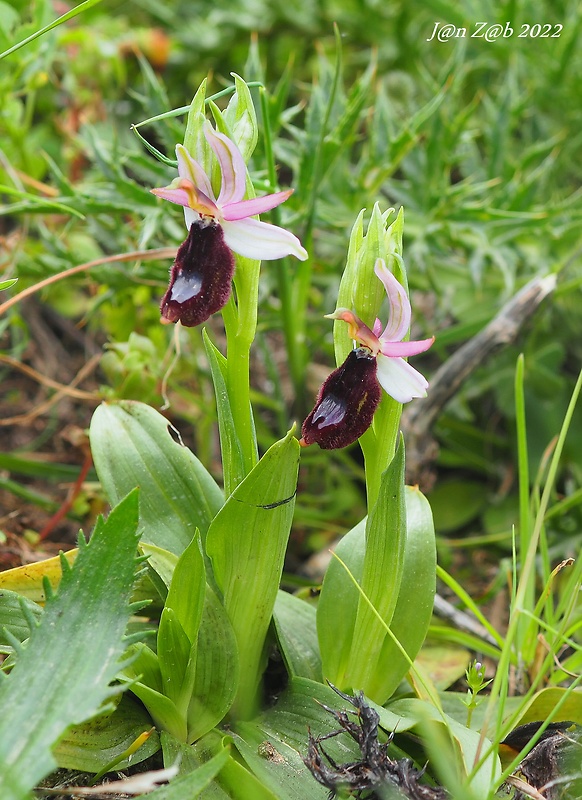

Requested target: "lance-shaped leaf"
[
  {"left": 54, "top": 695, "right": 160, "bottom": 772},
  {"left": 368, "top": 484, "right": 436, "bottom": 701},
  {"left": 123, "top": 590, "right": 238, "bottom": 744},
  {"left": 346, "top": 440, "right": 406, "bottom": 691},
  {"left": 186, "top": 584, "right": 239, "bottom": 742},
  {"left": 317, "top": 471, "right": 436, "bottom": 704},
  {"left": 158, "top": 533, "right": 206, "bottom": 710},
  {"left": 206, "top": 430, "right": 300, "bottom": 719},
  {"left": 158, "top": 608, "right": 192, "bottom": 708},
  {"left": 0, "top": 490, "right": 141, "bottom": 799},
  {"left": 121, "top": 643, "right": 187, "bottom": 743},
  {"left": 273, "top": 590, "right": 322, "bottom": 682},
  {"left": 203, "top": 330, "right": 247, "bottom": 496},
  {"left": 90, "top": 400, "right": 223, "bottom": 555},
  {"left": 159, "top": 537, "right": 237, "bottom": 740}
]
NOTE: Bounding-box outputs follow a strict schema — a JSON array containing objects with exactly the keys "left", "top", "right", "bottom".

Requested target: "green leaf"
[
  {"left": 149, "top": 734, "right": 231, "bottom": 799},
  {"left": 188, "top": 586, "right": 239, "bottom": 742},
  {"left": 387, "top": 698, "right": 501, "bottom": 797},
  {"left": 317, "top": 482, "right": 436, "bottom": 704},
  {"left": 0, "top": 278, "right": 17, "bottom": 291},
  {"left": 140, "top": 542, "right": 178, "bottom": 594},
  {"left": 347, "top": 441, "right": 406, "bottom": 692},
  {"left": 126, "top": 585, "right": 238, "bottom": 743},
  {"left": 316, "top": 516, "right": 365, "bottom": 687},
  {"left": 206, "top": 430, "right": 300, "bottom": 719},
  {"left": 166, "top": 533, "right": 206, "bottom": 645},
  {"left": 0, "top": 490, "right": 141, "bottom": 799},
  {"left": 273, "top": 590, "right": 322, "bottom": 682},
  {"left": 232, "top": 677, "right": 404, "bottom": 800},
  {"left": 126, "top": 681, "right": 187, "bottom": 743},
  {"left": 367, "top": 484, "right": 437, "bottom": 701},
  {"left": 0, "top": 590, "right": 42, "bottom": 650},
  {"left": 123, "top": 642, "right": 163, "bottom": 695},
  {"left": 186, "top": 584, "right": 239, "bottom": 743},
  {"left": 158, "top": 608, "right": 193, "bottom": 707},
  {"left": 90, "top": 401, "right": 223, "bottom": 555},
  {"left": 203, "top": 331, "right": 245, "bottom": 496},
  {"left": 54, "top": 695, "right": 160, "bottom": 772}
]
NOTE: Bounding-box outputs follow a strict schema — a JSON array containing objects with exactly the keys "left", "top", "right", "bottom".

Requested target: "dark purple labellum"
[
  {"left": 160, "top": 218, "right": 235, "bottom": 327},
  {"left": 300, "top": 348, "right": 381, "bottom": 449}
]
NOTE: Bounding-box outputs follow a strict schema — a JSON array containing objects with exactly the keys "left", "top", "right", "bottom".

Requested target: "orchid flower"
[
  {"left": 329, "top": 258, "right": 434, "bottom": 403},
  {"left": 151, "top": 121, "right": 307, "bottom": 327},
  {"left": 301, "top": 258, "right": 433, "bottom": 449}
]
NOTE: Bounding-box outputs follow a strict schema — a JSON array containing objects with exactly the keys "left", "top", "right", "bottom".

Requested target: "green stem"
[
  {"left": 362, "top": 398, "right": 402, "bottom": 510},
  {"left": 222, "top": 265, "right": 259, "bottom": 485}
]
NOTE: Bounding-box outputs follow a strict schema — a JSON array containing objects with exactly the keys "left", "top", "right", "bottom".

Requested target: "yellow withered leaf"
[{"left": 0, "top": 550, "right": 77, "bottom": 604}]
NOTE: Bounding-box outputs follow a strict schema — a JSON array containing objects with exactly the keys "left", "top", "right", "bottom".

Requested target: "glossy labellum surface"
[
  {"left": 300, "top": 348, "right": 382, "bottom": 450},
  {"left": 160, "top": 219, "right": 235, "bottom": 327}
]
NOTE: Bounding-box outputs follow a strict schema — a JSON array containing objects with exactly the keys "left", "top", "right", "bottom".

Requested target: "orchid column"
[{"left": 151, "top": 77, "right": 307, "bottom": 494}]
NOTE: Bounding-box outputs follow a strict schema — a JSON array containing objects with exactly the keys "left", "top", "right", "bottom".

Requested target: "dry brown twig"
[{"left": 402, "top": 273, "right": 557, "bottom": 486}]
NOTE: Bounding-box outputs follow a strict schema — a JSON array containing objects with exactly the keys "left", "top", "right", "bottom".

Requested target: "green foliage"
[
  {"left": 0, "top": 491, "right": 141, "bottom": 799},
  {"left": 2, "top": 3, "right": 582, "bottom": 798},
  {"left": 90, "top": 400, "right": 223, "bottom": 555},
  {"left": 317, "top": 455, "right": 437, "bottom": 704},
  {"left": 206, "top": 429, "right": 300, "bottom": 718}
]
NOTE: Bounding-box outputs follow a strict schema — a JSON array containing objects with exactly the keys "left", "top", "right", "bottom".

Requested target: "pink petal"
[
  {"left": 221, "top": 189, "right": 293, "bottom": 221},
  {"left": 176, "top": 144, "right": 215, "bottom": 201},
  {"left": 150, "top": 185, "right": 192, "bottom": 208},
  {"left": 152, "top": 180, "right": 219, "bottom": 217},
  {"left": 204, "top": 123, "right": 247, "bottom": 207},
  {"left": 379, "top": 336, "right": 434, "bottom": 358},
  {"left": 376, "top": 354, "right": 429, "bottom": 403},
  {"left": 374, "top": 258, "right": 411, "bottom": 343},
  {"left": 222, "top": 217, "right": 308, "bottom": 261}
]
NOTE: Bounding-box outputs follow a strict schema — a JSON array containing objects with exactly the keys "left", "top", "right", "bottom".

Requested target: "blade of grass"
[{"left": 0, "top": 0, "right": 103, "bottom": 60}]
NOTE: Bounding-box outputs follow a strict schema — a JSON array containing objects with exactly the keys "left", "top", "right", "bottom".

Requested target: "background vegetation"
[
  {"left": 3, "top": 0, "right": 581, "bottom": 562},
  {"left": 0, "top": 0, "right": 581, "bottom": 795}
]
